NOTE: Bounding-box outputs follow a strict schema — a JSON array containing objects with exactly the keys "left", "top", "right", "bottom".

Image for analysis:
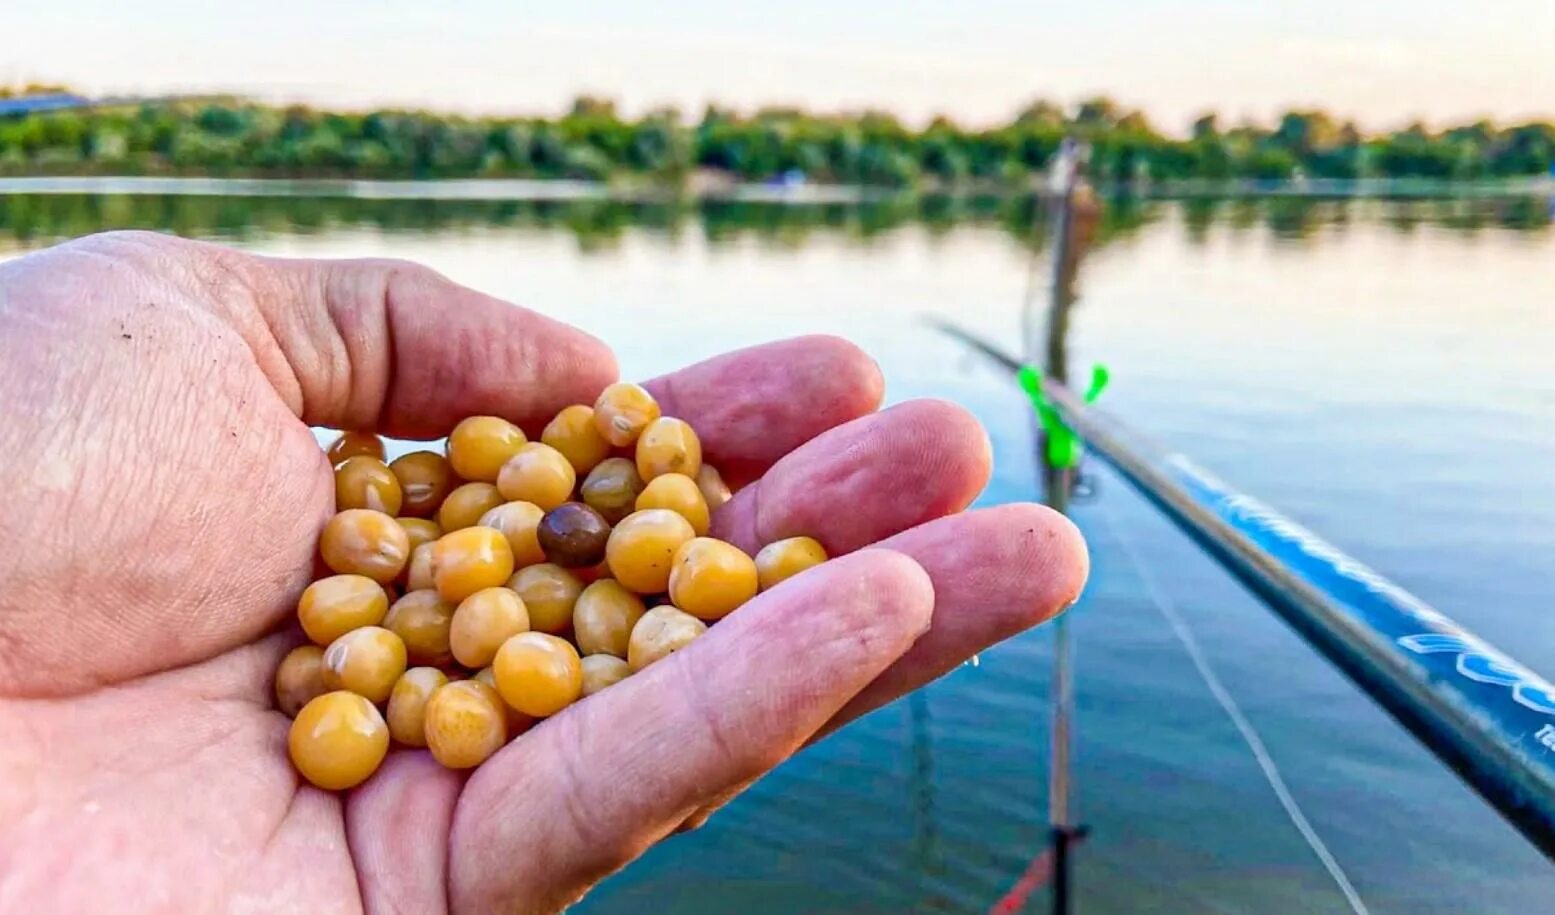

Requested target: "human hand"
[{"left": 0, "top": 231, "right": 1087, "bottom": 914}]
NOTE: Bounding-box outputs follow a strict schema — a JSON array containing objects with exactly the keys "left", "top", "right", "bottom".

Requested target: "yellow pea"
[
  {"left": 496, "top": 442, "right": 576, "bottom": 512},
  {"left": 573, "top": 579, "right": 646, "bottom": 658},
  {"left": 325, "top": 431, "right": 385, "bottom": 465},
  {"left": 288, "top": 691, "right": 389, "bottom": 790},
  {"left": 433, "top": 526, "right": 515, "bottom": 603},
  {"left": 593, "top": 383, "right": 660, "bottom": 447},
  {"left": 695, "top": 464, "right": 733, "bottom": 511},
  {"left": 319, "top": 509, "right": 410, "bottom": 584},
  {"left": 446, "top": 416, "right": 526, "bottom": 483},
  {"left": 321, "top": 626, "right": 407, "bottom": 705},
  {"left": 627, "top": 606, "right": 707, "bottom": 672},
  {"left": 298, "top": 574, "right": 389, "bottom": 646},
  {"left": 382, "top": 589, "right": 455, "bottom": 666},
  {"left": 389, "top": 451, "right": 455, "bottom": 518},
  {"left": 479, "top": 500, "right": 548, "bottom": 569},
  {"left": 507, "top": 563, "right": 583, "bottom": 634},
  {"left": 335, "top": 456, "right": 404, "bottom": 515},
  {"left": 492, "top": 632, "right": 583, "bottom": 718},
  {"left": 754, "top": 536, "right": 829, "bottom": 591},
  {"left": 635, "top": 417, "right": 702, "bottom": 482},
  {"left": 668, "top": 537, "right": 759, "bottom": 621},
  {"left": 580, "top": 654, "right": 631, "bottom": 697},
  {"left": 635, "top": 472, "right": 710, "bottom": 536},
  {"left": 437, "top": 482, "right": 505, "bottom": 532},
  {"left": 396, "top": 517, "right": 442, "bottom": 554},
  {"left": 605, "top": 509, "right": 696, "bottom": 595},
  {"left": 386, "top": 667, "right": 448, "bottom": 747},
  {"left": 405, "top": 542, "right": 438, "bottom": 592},
  {"left": 424, "top": 680, "right": 508, "bottom": 769},
  {"left": 542, "top": 404, "right": 611, "bottom": 475},
  {"left": 450, "top": 587, "right": 531, "bottom": 668},
  {"left": 275, "top": 645, "right": 328, "bottom": 717}
]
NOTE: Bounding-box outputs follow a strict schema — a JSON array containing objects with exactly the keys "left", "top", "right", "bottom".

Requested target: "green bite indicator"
[{"left": 1017, "top": 363, "right": 1109, "bottom": 470}]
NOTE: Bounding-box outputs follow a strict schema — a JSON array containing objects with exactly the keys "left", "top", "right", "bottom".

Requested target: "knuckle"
[
  {"left": 671, "top": 650, "right": 792, "bottom": 777},
  {"left": 548, "top": 706, "right": 636, "bottom": 868},
  {"left": 63, "top": 231, "right": 222, "bottom": 279},
  {"left": 70, "top": 228, "right": 175, "bottom": 254},
  {"left": 57, "top": 231, "right": 263, "bottom": 312},
  {"left": 351, "top": 257, "right": 442, "bottom": 293}
]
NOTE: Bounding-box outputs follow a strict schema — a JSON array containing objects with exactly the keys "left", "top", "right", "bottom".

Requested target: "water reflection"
[
  {"left": 3, "top": 185, "right": 1553, "bottom": 913},
  {"left": 0, "top": 191, "right": 1548, "bottom": 256}
]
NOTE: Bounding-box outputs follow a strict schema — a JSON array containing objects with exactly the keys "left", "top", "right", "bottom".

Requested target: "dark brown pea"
[{"left": 537, "top": 502, "right": 611, "bottom": 568}]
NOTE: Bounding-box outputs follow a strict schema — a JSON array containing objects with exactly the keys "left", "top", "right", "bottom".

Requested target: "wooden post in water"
[{"left": 1035, "top": 137, "right": 1090, "bottom": 915}]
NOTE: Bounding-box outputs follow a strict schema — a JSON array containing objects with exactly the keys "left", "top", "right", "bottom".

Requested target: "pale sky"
[{"left": 4, "top": 1, "right": 1552, "bottom": 133}]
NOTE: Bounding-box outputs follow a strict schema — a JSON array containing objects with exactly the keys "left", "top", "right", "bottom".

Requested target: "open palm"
[{"left": 0, "top": 231, "right": 1087, "bottom": 914}]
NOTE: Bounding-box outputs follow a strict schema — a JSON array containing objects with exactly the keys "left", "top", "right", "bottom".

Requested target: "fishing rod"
[
  {"left": 987, "top": 137, "right": 1093, "bottom": 915},
  {"left": 934, "top": 319, "right": 1555, "bottom": 860},
  {"left": 1035, "top": 140, "right": 1087, "bottom": 915}
]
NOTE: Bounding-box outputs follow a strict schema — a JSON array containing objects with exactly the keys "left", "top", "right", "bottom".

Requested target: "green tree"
[{"left": 1, "top": 85, "right": 1552, "bottom": 187}]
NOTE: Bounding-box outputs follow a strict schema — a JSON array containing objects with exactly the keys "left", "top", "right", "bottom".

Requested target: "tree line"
[{"left": 2, "top": 93, "right": 1552, "bottom": 187}]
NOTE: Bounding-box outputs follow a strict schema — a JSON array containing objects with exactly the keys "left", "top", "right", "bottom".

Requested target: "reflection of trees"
[
  {"left": 1263, "top": 197, "right": 1330, "bottom": 239},
  {"left": 1182, "top": 197, "right": 1223, "bottom": 244},
  {"left": 1495, "top": 197, "right": 1550, "bottom": 230},
  {"left": 0, "top": 192, "right": 1546, "bottom": 255},
  {"left": 1228, "top": 198, "right": 1262, "bottom": 232},
  {"left": 1177, "top": 195, "right": 1552, "bottom": 244}
]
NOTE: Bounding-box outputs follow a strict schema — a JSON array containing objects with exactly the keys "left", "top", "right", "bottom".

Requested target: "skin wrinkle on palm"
[{"left": 0, "top": 231, "right": 1087, "bottom": 914}]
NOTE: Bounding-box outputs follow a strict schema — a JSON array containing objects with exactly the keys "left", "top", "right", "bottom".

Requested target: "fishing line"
[{"left": 1096, "top": 494, "right": 1371, "bottom": 915}]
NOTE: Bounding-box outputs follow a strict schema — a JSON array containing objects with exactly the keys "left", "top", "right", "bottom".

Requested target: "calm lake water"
[{"left": 3, "top": 190, "right": 1554, "bottom": 913}]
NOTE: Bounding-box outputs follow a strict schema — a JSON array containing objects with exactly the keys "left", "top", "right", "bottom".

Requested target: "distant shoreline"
[
  {"left": 1, "top": 175, "right": 1551, "bottom": 202},
  {"left": 0, "top": 176, "right": 885, "bottom": 204}
]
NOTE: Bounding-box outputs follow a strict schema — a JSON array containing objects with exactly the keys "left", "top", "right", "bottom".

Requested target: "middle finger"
[
  {"left": 709, "top": 398, "right": 993, "bottom": 554},
  {"left": 643, "top": 334, "right": 885, "bottom": 489}
]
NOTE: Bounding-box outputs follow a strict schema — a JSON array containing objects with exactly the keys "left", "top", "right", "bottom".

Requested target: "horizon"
[{"left": 3, "top": 1, "right": 1553, "bottom": 136}]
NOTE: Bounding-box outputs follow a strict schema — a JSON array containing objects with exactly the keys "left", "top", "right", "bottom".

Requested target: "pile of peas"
[{"left": 279, "top": 383, "right": 829, "bottom": 790}]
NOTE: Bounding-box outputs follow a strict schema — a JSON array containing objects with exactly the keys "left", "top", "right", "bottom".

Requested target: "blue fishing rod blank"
[{"left": 939, "top": 321, "right": 1555, "bottom": 857}]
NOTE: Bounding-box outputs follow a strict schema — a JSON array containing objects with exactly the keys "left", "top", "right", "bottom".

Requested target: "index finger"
[{"left": 448, "top": 549, "right": 933, "bottom": 912}]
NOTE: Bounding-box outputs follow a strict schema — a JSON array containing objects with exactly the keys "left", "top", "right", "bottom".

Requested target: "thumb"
[
  {"left": 103, "top": 232, "right": 618, "bottom": 438},
  {"left": 238, "top": 250, "right": 618, "bottom": 437},
  {"left": 446, "top": 549, "right": 935, "bottom": 914}
]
